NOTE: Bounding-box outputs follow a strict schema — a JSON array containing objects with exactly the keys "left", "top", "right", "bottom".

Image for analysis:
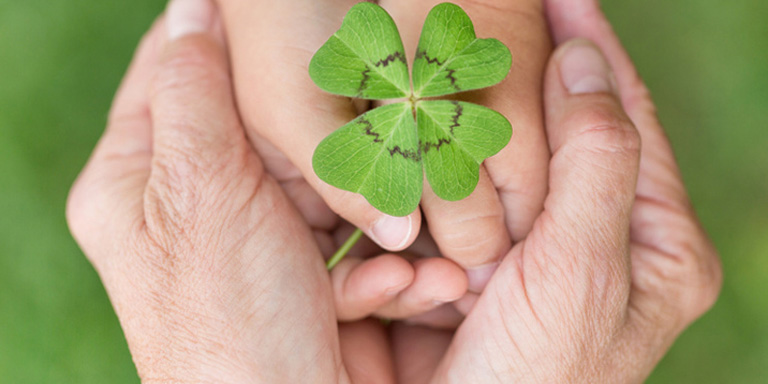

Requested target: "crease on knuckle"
[
  {"left": 438, "top": 212, "right": 509, "bottom": 265},
  {"left": 156, "top": 134, "right": 236, "bottom": 178},
  {"left": 680, "top": 239, "right": 722, "bottom": 322},
  {"left": 623, "top": 73, "right": 659, "bottom": 118},
  {"left": 644, "top": 242, "right": 721, "bottom": 329},
  {"left": 569, "top": 109, "right": 641, "bottom": 158},
  {"left": 143, "top": 152, "right": 266, "bottom": 261},
  {"left": 148, "top": 139, "right": 254, "bottom": 211},
  {"left": 142, "top": 192, "right": 198, "bottom": 261}
]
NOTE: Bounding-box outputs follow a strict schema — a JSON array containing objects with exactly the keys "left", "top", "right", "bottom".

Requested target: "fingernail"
[
  {"left": 166, "top": 0, "right": 214, "bottom": 40},
  {"left": 559, "top": 39, "right": 615, "bottom": 95},
  {"left": 466, "top": 262, "right": 499, "bottom": 293},
  {"left": 370, "top": 215, "right": 412, "bottom": 250}
]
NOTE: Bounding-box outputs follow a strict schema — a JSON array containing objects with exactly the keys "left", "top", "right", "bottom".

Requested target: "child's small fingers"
[
  {"left": 331, "top": 254, "right": 415, "bottom": 321},
  {"left": 374, "top": 257, "right": 468, "bottom": 319},
  {"left": 420, "top": 167, "right": 511, "bottom": 291}
]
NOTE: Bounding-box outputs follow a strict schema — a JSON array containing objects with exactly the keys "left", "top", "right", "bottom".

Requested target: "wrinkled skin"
[{"left": 67, "top": 0, "right": 721, "bottom": 382}]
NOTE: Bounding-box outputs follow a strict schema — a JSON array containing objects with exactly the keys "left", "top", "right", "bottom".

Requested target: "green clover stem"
[{"left": 326, "top": 228, "right": 364, "bottom": 270}]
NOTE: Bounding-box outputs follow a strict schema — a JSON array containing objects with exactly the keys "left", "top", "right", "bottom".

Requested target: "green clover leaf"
[{"left": 310, "top": 2, "right": 512, "bottom": 217}]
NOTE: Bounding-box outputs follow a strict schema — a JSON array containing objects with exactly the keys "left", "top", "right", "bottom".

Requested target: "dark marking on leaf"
[
  {"left": 360, "top": 117, "right": 382, "bottom": 143},
  {"left": 415, "top": 50, "right": 445, "bottom": 66},
  {"left": 388, "top": 146, "right": 421, "bottom": 162},
  {"left": 420, "top": 138, "right": 452, "bottom": 153},
  {"left": 446, "top": 69, "right": 460, "bottom": 91},
  {"left": 374, "top": 52, "right": 407, "bottom": 67},
  {"left": 357, "top": 66, "right": 371, "bottom": 97},
  {"left": 449, "top": 101, "right": 463, "bottom": 135}
]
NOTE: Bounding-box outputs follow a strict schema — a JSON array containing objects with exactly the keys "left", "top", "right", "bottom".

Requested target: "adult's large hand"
[
  {"left": 66, "top": 1, "right": 394, "bottom": 381},
  {"left": 391, "top": 0, "right": 723, "bottom": 382}
]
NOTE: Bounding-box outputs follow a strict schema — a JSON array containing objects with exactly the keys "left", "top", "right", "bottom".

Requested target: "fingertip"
[
  {"left": 349, "top": 254, "right": 415, "bottom": 296},
  {"left": 166, "top": 0, "right": 215, "bottom": 40},
  {"left": 411, "top": 257, "right": 468, "bottom": 303},
  {"left": 545, "top": 39, "right": 633, "bottom": 152},
  {"left": 332, "top": 254, "right": 415, "bottom": 321},
  {"left": 545, "top": 0, "right": 602, "bottom": 43},
  {"left": 320, "top": 187, "right": 421, "bottom": 252},
  {"left": 554, "top": 39, "right": 616, "bottom": 96},
  {"left": 372, "top": 257, "right": 468, "bottom": 320},
  {"left": 368, "top": 210, "right": 421, "bottom": 252}
]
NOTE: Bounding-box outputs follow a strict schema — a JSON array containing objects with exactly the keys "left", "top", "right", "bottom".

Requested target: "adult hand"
[
  {"left": 66, "top": 1, "right": 394, "bottom": 381},
  {"left": 391, "top": 0, "right": 723, "bottom": 382},
  {"left": 213, "top": 0, "right": 554, "bottom": 312}
]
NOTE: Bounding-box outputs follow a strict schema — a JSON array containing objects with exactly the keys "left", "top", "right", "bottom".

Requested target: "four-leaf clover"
[{"left": 310, "top": 2, "right": 512, "bottom": 216}]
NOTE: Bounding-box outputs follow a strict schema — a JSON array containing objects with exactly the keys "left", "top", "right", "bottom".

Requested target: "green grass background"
[{"left": 1, "top": 0, "right": 765, "bottom": 382}]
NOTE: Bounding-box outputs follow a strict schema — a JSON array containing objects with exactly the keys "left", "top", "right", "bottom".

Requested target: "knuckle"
[
  {"left": 66, "top": 168, "right": 121, "bottom": 254},
  {"left": 143, "top": 150, "right": 264, "bottom": 250},
  {"left": 66, "top": 176, "right": 91, "bottom": 244},
  {"left": 440, "top": 213, "right": 509, "bottom": 266},
  {"left": 686, "top": 242, "right": 723, "bottom": 320},
  {"left": 154, "top": 136, "right": 226, "bottom": 178},
  {"left": 568, "top": 107, "right": 642, "bottom": 157},
  {"left": 149, "top": 134, "right": 252, "bottom": 199},
  {"left": 661, "top": 231, "right": 722, "bottom": 325},
  {"left": 148, "top": 158, "right": 203, "bottom": 214}
]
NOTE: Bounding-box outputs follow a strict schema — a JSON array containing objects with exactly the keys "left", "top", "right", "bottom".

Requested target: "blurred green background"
[{"left": 1, "top": 0, "right": 765, "bottom": 382}]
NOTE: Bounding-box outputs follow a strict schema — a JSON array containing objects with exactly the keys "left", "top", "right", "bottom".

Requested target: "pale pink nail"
[
  {"left": 166, "top": 0, "right": 214, "bottom": 40},
  {"left": 370, "top": 215, "right": 412, "bottom": 250},
  {"left": 559, "top": 39, "right": 615, "bottom": 95}
]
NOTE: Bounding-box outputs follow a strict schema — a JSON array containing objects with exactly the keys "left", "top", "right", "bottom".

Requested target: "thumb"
[{"left": 539, "top": 39, "right": 641, "bottom": 296}]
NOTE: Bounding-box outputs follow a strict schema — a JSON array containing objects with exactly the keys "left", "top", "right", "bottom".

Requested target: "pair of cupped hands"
[{"left": 67, "top": 0, "right": 722, "bottom": 382}]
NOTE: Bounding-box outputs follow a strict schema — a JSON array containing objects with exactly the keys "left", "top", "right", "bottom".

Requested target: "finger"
[
  {"left": 67, "top": 18, "right": 165, "bottom": 256},
  {"left": 331, "top": 254, "right": 415, "bottom": 321},
  {"left": 538, "top": 38, "right": 640, "bottom": 287},
  {"left": 216, "top": 0, "right": 421, "bottom": 251},
  {"left": 544, "top": 0, "right": 688, "bottom": 207},
  {"left": 379, "top": 0, "right": 552, "bottom": 242},
  {"left": 106, "top": 18, "right": 166, "bottom": 156},
  {"left": 375, "top": 257, "right": 467, "bottom": 319},
  {"left": 339, "top": 319, "right": 397, "bottom": 384},
  {"left": 148, "top": 0, "right": 254, "bottom": 202},
  {"left": 420, "top": 166, "right": 511, "bottom": 289},
  {"left": 545, "top": 0, "right": 721, "bottom": 332}
]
